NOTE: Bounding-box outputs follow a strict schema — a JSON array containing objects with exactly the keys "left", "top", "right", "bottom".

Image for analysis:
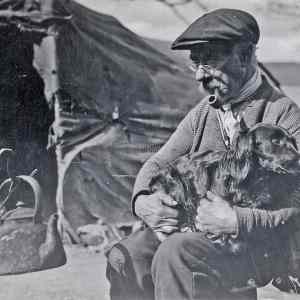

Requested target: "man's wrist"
[
  {"left": 131, "top": 190, "right": 151, "bottom": 217},
  {"left": 233, "top": 206, "right": 254, "bottom": 238},
  {"left": 232, "top": 206, "right": 297, "bottom": 237},
  {"left": 230, "top": 207, "right": 240, "bottom": 238},
  {"left": 221, "top": 205, "right": 239, "bottom": 235}
]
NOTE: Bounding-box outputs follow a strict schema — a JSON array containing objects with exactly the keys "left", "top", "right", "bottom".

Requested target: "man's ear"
[
  {"left": 239, "top": 43, "right": 254, "bottom": 66},
  {"left": 193, "top": 163, "right": 211, "bottom": 198}
]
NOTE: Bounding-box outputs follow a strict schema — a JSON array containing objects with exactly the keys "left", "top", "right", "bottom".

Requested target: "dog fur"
[{"left": 149, "top": 122, "right": 300, "bottom": 250}]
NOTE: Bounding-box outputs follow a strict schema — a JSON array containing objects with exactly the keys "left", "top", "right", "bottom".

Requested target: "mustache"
[{"left": 202, "top": 78, "right": 228, "bottom": 94}]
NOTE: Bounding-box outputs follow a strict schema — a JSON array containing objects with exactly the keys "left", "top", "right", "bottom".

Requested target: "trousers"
[{"left": 106, "top": 227, "right": 287, "bottom": 300}]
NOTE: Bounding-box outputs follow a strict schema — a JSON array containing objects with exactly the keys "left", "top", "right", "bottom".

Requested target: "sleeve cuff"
[
  {"left": 233, "top": 206, "right": 254, "bottom": 238},
  {"left": 131, "top": 190, "right": 151, "bottom": 217},
  {"left": 233, "top": 206, "right": 300, "bottom": 238}
]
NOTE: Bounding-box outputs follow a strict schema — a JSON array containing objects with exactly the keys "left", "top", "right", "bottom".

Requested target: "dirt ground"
[
  {"left": 0, "top": 244, "right": 299, "bottom": 300},
  {"left": 0, "top": 245, "right": 109, "bottom": 300}
]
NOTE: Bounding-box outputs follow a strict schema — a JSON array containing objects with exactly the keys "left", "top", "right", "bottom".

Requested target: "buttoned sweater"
[{"left": 132, "top": 77, "right": 300, "bottom": 238}]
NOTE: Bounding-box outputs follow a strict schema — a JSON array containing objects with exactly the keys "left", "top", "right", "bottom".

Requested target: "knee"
[
  {"left": 152, "top": 232, "right": 217, "bottom": 273},
  {"left": 106, "top": 244, "right": 150, "bottom": 300},
  {"left": 106, "top": 245, "right": 127, "bottom": 275},
  {"left": 106, "top": 228, "right": 159, "bottom": 285},
  {"left": 106, "top": 241, "right": 144, "bottom": 276},
  {"left": 153, "top": 233, "right": 187, "bottom": 264},
  {"left": 106, "top": 232, "right": 158, "bottom": 293},
  {"left": 107, "top": 228, "right": 156, "bottom": 275},
  {"left": 152, "top": 233, "right": 206, "bottom": 273}
]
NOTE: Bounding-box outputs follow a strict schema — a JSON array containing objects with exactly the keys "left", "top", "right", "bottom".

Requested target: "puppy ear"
[
  {"left": 149, "top": 169, "right": 169, "bottom": 193},
  {"left": 193, "top": 163, "right": 212, "bottom": 198},
  {"left": 231, "top": 117, "right": 250, "bottom": 149},
  {"left": 232, "top": 131, "right": 253, "bottom": 158},
  {"left": 228, "top": 124, "right": 253, "bottom": 183}
]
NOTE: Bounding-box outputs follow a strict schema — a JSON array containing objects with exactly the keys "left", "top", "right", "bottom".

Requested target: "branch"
[
  {"left": 155, "top": 0, "right": 190, "bottom": 24},
  {"left": 192, "top": 0, "right": 209, "bottom": 12}
]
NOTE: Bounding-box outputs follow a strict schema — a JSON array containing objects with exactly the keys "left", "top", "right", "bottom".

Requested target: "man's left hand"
[{"left": 195, "top": 191, "right": 238, "bottom": 236}]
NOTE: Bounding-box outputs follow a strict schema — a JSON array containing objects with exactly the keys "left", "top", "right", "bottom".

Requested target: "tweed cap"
[{"left": 171, "top": 9, "right": 260, "bottom": 50}]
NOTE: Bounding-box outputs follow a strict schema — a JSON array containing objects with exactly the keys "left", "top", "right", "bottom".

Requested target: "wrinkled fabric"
[
  {"left": 106, "top": 228, "right": 275, "bottom": 300},
  {"left": 0, "top": 0, "right": 58, "bottom": 219},
  {"left": 0, "top": 0, "right": 70, "bottom": 40},
  {"left": 33, "top": 0, "right": 201, "bottom": 230}
]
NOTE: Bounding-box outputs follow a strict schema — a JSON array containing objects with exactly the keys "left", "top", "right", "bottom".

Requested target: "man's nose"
[{"left": 195, "top": 67, "right": 207, "bottom": 81}]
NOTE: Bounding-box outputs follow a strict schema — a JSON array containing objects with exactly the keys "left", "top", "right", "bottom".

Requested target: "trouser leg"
[
  {"left": 107, "top": 229, "right": 261, "bottom": 300},
  {"left": 152, "top": 232, "right": 258, "bottom": 300},
  {"left": 106, "top": 227, "right": 160, "bottom": 300}
]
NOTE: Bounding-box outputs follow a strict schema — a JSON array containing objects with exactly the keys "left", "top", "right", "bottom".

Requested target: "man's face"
[{"left": 190, "top": 41, "right": 251, "bottom": 105}]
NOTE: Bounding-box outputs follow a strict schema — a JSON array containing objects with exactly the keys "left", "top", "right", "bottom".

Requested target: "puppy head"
[
  {"left": 249, "top": 123, "right": 300, "bottom": 174},
  {"left": 221, "top": 119, "right": 254, "bottom": 185},
  {"left": 149, "top": 167, "right": 186, "bottom": 204},
  {"left": 149, "top": 162, "right": 202, "bottom": 229},
  {"left": 231, "top": 117, "right": 254, "bottom": 160}
]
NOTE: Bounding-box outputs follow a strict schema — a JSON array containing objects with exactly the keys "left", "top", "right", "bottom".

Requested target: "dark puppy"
[
  {"left": 149, "top": 122, "right": 300, "bottom": 293},
  {"left": 149, "top": 122, "right": 300, "bottom": 244}
]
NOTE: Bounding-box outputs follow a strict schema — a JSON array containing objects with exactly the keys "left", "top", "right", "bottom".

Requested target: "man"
[{"left": 106, "top": 9, "right": 300, "bottom": 300}]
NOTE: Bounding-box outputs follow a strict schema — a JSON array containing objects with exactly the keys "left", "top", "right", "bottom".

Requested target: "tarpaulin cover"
[
  {"left": 0, "top": 0, "right": 67, "bottom": 217},
  {"left": 33, "top": 0, "right": 202, "bottom": 231}
]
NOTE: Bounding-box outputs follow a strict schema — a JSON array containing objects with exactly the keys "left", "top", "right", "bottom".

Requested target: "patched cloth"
[{"left": 171, "top": 9, "right": 260, "bottom": 50}]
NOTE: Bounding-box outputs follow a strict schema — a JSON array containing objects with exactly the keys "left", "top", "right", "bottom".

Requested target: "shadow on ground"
[{"left": 0, "top": 245, "right": 109, "bottom": 300}]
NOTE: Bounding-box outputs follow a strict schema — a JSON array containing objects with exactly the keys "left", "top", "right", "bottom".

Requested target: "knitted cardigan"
[{"left": 132, "top": 77, "right": 300, "bottom": 238}]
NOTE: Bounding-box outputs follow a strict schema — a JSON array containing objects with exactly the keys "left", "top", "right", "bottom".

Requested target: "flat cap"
[{"left": 171, "top": 9, "right": 260, "bottom": 50}]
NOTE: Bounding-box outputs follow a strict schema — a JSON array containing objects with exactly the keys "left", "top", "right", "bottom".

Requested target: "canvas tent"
[
  {"left": 0, "top": 0, "right": 62, "bottom": 216},
  {"left": 0, "top": 0, "right": 201, "bottom": 238}
]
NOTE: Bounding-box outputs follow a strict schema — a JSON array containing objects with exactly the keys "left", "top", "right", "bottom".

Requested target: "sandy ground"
[
  {"left": 0, "top": 244, "right": 298, "bottom": 300},
  {"left": 0, "top": 245, "right": 110, "bottom": 300}
]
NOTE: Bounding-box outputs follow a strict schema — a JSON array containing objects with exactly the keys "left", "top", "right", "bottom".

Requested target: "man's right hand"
[{"left": 135, "top": 192, "right": 180, "bottom": 239}]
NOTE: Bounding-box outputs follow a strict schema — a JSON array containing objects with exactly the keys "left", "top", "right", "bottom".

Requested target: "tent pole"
[{"left": 40, "top": 0, "right": 81, "bottom": 244}]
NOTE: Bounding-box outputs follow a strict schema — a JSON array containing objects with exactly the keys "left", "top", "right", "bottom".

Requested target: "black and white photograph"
[{"left": 0, "top": 1, "right": 300, "bottom": 299}]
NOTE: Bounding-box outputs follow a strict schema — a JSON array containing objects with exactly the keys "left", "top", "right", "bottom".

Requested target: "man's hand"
[
  {"left": 135, "top": 192, "right": 180, "bottom": 240},
  {"left": 195, "top": 191, "right": 238, "bottom": 236}
]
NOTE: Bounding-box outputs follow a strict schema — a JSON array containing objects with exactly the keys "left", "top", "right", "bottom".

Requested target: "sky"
[{"left": 75, "top": 0, "right": 300, "bottom": 62}]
